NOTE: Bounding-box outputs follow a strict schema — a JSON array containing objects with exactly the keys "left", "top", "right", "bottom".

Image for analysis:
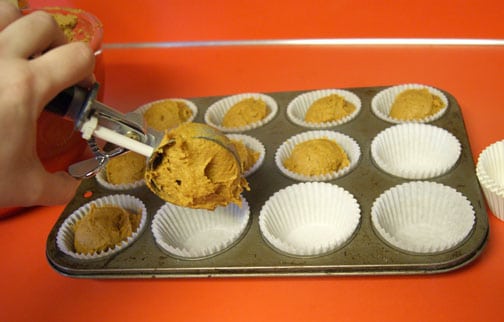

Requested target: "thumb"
[{"left": 28, "top": 169, "right": 80, "bottom": 206}]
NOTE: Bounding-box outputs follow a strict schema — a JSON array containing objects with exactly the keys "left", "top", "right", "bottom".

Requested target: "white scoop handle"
[{"left": 80, "top": 116, "right": 154, "bottom": 157}]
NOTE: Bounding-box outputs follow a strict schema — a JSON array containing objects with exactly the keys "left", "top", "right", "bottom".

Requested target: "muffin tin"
[{"left": 46, "top": 85, "right": 489, "bottom": 278}]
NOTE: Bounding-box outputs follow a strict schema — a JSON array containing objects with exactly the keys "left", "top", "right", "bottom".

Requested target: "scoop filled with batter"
[{"left": 145, "top": 122, "right": 249, "bottom": 210}]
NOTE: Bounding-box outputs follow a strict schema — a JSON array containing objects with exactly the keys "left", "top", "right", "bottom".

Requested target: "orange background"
[{"left": 1, "top": 1, "right": 504, "bottom": 322}]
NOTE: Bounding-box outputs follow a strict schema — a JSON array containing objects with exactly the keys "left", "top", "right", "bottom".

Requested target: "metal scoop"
[
  {"left": 44, "top": 84, "right": 160, "bottom": 178},
  {"left": 145, "top": 122, "right": 242, "bottom": 198},
  {"left": 44, "top": 84, "right": 240, "bottom": 180},
  {"left": 45, "top": 85, "right": 247, "bottom": 209}
]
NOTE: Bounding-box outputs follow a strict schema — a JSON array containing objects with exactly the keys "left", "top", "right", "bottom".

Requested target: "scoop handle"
[
  {"left": 44, "top": 86, "right": 91, "bottom": 123},
  {"left": 91, "top": 124, "right": 154, "bottom": 157}
]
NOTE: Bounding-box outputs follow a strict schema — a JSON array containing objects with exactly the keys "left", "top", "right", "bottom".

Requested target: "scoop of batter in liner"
[
  {"left": 230, "top": 139, "right": 260, "bottom": 173},
  {"left": 143, "top": 100, "right": 192, "bottom": 131},
  {"left": 284, "top": 138, "right": 350, "bottom": 176},
  {"left": 389, "top": 89, "right": 445, "bottom": 121},
  {"left": 73, "top": 204, "right": 141, "bottom": 255},
  {"left": 305, "top": 94, "right": 356, "bottom": 123},
  {"left": 222, "top": 98, "right": 269, "bottom": 128}
]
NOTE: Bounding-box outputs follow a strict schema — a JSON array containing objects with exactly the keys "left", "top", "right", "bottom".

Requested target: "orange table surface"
[
  {"left": 1, "top": 45, "right": 503, "bottom": 322},
  {"left": 2, "top": 1, "right": 504, "bottom": 321}
]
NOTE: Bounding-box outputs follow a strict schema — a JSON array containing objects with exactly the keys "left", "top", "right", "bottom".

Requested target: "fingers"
[
  {"left": 26, "top": 167, "right": 80, "bottom": 206},
  {"left": 0, "top": 165, "right": 80, "bottom": 207},
  {"left": 35, "top": 171, "right": 80, "bottom": 206},
  {"left": 0, "top": 1, "right": 21, "bottom": 31},
  {"left": 30, "top": 41, "right": 95, "bottom": 115},
  {"left": 0, "top": 10, "right": 67, "bottom": 58},
  {"left": 0, "top": 7, "right": 95, "bottom": 117}
]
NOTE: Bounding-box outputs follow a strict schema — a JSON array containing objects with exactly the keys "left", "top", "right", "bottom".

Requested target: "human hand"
[{"left": 0, "top": 1, "right": 95, "bottom": 207}]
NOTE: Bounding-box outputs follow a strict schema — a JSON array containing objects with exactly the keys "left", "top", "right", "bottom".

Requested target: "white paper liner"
[
  {"left": 371, "top": 84, "right": 449, "bottom": 124},
  {"left": 286, "top": 89, "right": 361, "bottom": 129},
  {"left": 371, "top": 123, "right": 461, "bottom": 179},
  {"left": 95, "top": 165, "right": 146, "bottom": 191},
  {"left": 275, "top": 130, "right": 361, "bottom": 181},
  {"left": 204, "top": 93, "right": 278, "bottom": 132},
  {"left": 56, "top": 194, "right": 148, "bottom": 260},
  {"left": 151, "top": 196, "right": 250, "bottom": 259},
  {"left": 371, "top": 181, "right": 475, "bottom": 254},
  {"left": 259, "top": 182, "right": 361, "bottom": 257},
  {"left": 479, "top": 183, "right": 504, "bottom": 221},
  {"left": 477, "top": 167, "right": 504, "bottom": 196},
  {"left": 226, "top": 133, "right": 266, "bottom": 177},
  {"left": 135, "top": 98, "right": 198, "bottom": 131},
  {"left": 476, "top": 140, "right": 504, "bottom": 220}
]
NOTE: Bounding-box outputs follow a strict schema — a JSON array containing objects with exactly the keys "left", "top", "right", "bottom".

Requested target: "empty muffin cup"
[
  {"left": 371, "top": 181, "right": 475, "bottom": 254},
  {"left": 275, "top": 130, "right": 361, "bottom": 181},
  {"left": 226, "top": 134, "right": 266, "bottom": 177},
  {"left": 151, "top": 197, "right": 250, "bottom": 259},
  {"left": 476, "top": 140, "right": 504, "bottom": 220},
  {"left": 371, "top": 84, "right": 449, "bottom": 124},
  {"left": 259, "top": 182, "right": 361, "bottom": 257},
  {"left": 371, "top": 123, "right": 461, "bottom": 179},
  {"left": 204, "top": 93, "right": 278, "bottom": 132},
  {"left": 286, "top": 89, "right": 361, "bottom": 129},
  {"left": 56, "top": 194, "right": 148, "bottom": 260}
]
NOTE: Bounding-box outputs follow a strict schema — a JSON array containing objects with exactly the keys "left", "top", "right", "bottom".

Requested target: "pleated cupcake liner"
[
  {"left": 135, "top": 97, "right": 199, "bottom": 130},
  {"left": 371, "top": 83, "right": 449, "bottom": 124},
  {"left": 226, "top": 133, "right": 266, "bottom": 177},
  {"left": 95, "top": 166, "right": 146, "bottom": 191},
  {"left": 476, "top": 139, "right": 504, "bottom": 220},
  {"left": 370, "top": 123, "right": 461, "bottom": 179},
  {"left": 204, "top": 93, "right": 278, "bottom": 132},
  {"left": 371, "top": 181, "right": 475, "bottom": 254},
  {"left": 275, "top": 130, "right": 361, "bottom": 181},
  {"left": 259, "top": 182, "right": 361, "bottom": 257},
  {"left": 56, "top": 194, "right": 148, "bottom": 260},
  {"left": 151, "top": 196, "right": 250, "bottom": 259},
  {"left": 286, "top": 89, "right": 361, "bottom": 129}
]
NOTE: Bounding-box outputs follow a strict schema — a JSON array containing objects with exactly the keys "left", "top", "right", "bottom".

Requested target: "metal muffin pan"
[{"left": 46, "top": 85, "right": 489, "bottom": 278}]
